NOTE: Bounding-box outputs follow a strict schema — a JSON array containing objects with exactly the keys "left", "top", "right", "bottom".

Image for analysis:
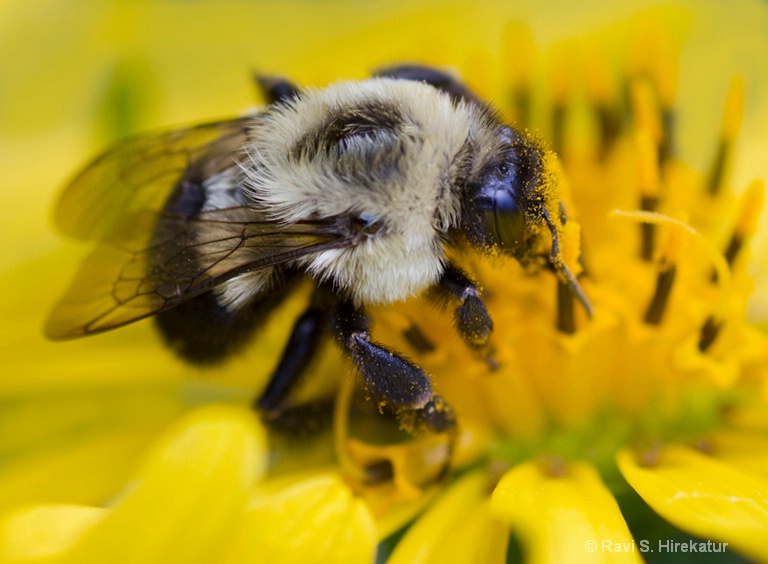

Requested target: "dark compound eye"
[
  {"left": 498, "top": 162, "right": 510, "bottom": 175},
  {"left": 491, "top": 189, "right": 526, "bottom": 251}
]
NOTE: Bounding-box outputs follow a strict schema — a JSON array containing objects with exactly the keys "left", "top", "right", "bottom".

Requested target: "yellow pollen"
[
  {"left": 635, "top": 130, "right": 660, "bottom": 197},
  {"left": 629, "top": 23, "right": 678, "bottom": 108},
  {"left": 653, "top": 48, "right": 678, "bottom": 110},
  {"left": 550, "top": 48, "right": 572, "bottom": 106},
  {"left": 611, "top": 210, "right": 732, "bottom": 318},
  {"left": 630, "top": 79, "right": 663, "bottom": 146},
  {"left": 720, "top": 75, "right": 745, "bottom": 142},
  {"left": 585, "top": 51, "right": 614, "bottom": 106},
  {"left": 659, "top": 222, "right": 688, "bottom": 267},
  {"left": 502, "top": 22, "right": 535, "bottom": 88},
  {"left": 734, "top": 179, "right": 764, "bottom": 238}
]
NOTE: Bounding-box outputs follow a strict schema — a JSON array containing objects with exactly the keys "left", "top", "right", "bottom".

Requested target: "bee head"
[
  {"left": 460, "top": 125, "right": 541, "bottom": 257},
  {"left": 460, "top": 124, "right": 593, "bottom": 316}
]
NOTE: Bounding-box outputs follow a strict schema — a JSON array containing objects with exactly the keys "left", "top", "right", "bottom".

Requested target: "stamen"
[
  {"left": 586, "top": 53, "right": 621, "bottom": 155},
  {"left": 556, "top": 279, "right": 575, "bottom": 334},
  {"left": 628, "top": 24, "right": 678, "bottom": 161},
  {"left": 698, "top": 316, "right": 723, "bottom": 352},
  {"left": 728, "top": 179, "right": 764, "bottom": 263},
  {"left": 707, "top": 76, "right": 744, "bottom": 195},
  {"left": 463, "top": 53, "right": 493, "bottom": 102},
  {"left": 550, "top": 51, "right": 571, "bottom": 156},
  {"left": 611, "top": 210, "right": 732, "bottom": 321},
  {"left": 644, "top": 267, "right": 676, "bottom": 326},
  {"left": 659, "top": 107, "right": 675, "bottom": 163},
  {"left": 654, "top": 53, "right": 678, "bottom": 163},
  {"left": 503, "top": 22, "right": 535, "bottom": 127},
  {"left": 644, "top": 228, "right": 686, "bottom": 325},
  {"left": 552, "top": 103, "right": 566, "bottom": 157},
  {"left": 712, "top": 179, "right": 764, "bottom": 281},
  {"left": 513, "top": 88, "right": 532, "bottom": 130},
  {"left": 640, "top": 196, "right": 659, "bottom": 261},
  {"left": 596, "top": 104, "right": 622, "bottom": 158},
  {"left": 629, "top": 79, "right": 663, "bottom": 155},
  {"left": 635, "top": 131, "right": 661, "bottom": 261}
]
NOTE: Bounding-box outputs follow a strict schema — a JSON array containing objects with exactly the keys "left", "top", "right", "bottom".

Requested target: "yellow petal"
[
  {"left": 219, "top": 473, "right": 376, "bottom": 564},
  {"left": 491, "top": 460, "right": 642, "bottom": 564},
  {"left": 618, "top": 445, "right": 768, "bottom": 561},
  {"left": 708, "top": 429, "right": 768, "bottom": 480},
  {"left": 0, "top": 431, "right": 160, "bottom": 515},
  {"left": 61, "top": 405, "right": 268, "bottom": 564},
  {"left": 0, "top": 383, "right": 192, "bottom": 513},
  {"left": 388, "top": 471, "right": 506, "bottom": 564},
  {"left": 0, "top": 505, "right": 105, "bottom": 562}
]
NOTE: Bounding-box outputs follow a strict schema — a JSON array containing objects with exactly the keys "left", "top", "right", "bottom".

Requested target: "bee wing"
[
  {"left": 54, "top": 117, "right": 254, "bottom": 241},
  {"left": 47, "top": 116, "right": 351, "bottom": 339},
  {"left": 46, "top": 207, "right": 347, "bottom": 339}
]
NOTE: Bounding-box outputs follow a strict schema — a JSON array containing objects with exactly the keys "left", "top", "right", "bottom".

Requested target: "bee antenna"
[{"left": 542, "top": 207, "right": 593, "bottom": 318}]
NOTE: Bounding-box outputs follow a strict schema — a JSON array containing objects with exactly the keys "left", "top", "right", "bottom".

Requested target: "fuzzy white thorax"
[{"left": 240, "top": 78, "right": 490, "bottom": 305}]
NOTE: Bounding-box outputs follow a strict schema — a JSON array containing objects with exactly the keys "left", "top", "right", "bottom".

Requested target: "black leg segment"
[
  {"left": 434, "top": 264, "right": 493, "bottom": 349},
  {"left": 333, "top": 301, "right": 432, "bottom": 410},
  {"left": 254, "top": 74, "right": 301, "bottom": 105},
  {"left": 414, "top": 395, "right": 456, "bottom": 433},
  {"left": 256, "top": 290, "right": 332, "bottom": 417}
]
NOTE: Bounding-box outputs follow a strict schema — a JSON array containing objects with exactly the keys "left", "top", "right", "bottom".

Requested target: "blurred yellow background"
[{"left": 2, "top": 0, "right": 768, "bottom": 382}]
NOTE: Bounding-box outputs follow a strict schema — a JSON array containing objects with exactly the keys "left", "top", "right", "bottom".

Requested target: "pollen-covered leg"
[
  {"left": 434, "top": 264, "right": 493, "bottom": 349},
  {"left": 255, "top": 292, "right": 332, "bottom": 418},
  {"left": 333, "top": 301, "right": 432, "bottom": 410},
  {"left": 254, "top": 74, "right": 301, "bottom": 105},
  {"left": 374, "top": 64, "right": 482, "bottom": 105},
  {"left": 414, "top": 394, "right": 457, "bottom": 433}
]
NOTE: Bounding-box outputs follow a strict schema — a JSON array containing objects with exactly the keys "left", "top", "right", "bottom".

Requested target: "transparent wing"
[
  {"left": 54, "top": 117, "right": 254, "bottom": 241},
  {"left": 47, "top": 206, "right": 347, "bottom": 338},
  {"left": 47, "top": 116, "right": 351, "bottom": 338}
]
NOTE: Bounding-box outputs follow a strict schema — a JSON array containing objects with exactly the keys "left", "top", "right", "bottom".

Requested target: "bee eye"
[
  {"left": 491, "top": 189, "right": 526, "bottom": 251},
  {"left": 498, "top": 163, "right": 510, "bottom": 176}
]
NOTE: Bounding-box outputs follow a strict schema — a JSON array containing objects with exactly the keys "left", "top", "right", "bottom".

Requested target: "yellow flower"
[{"left": 2, "top": 1, "right": 768, "bottom": 563}]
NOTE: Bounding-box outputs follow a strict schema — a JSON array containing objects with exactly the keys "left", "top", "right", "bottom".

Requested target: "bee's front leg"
[{"left": 433, "top": 263, "right": 493, "bottom": 350}]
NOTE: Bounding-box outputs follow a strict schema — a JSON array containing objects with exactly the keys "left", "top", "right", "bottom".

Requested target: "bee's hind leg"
[
  {"left": 255, "top": 288, "right": 333, "bottom": 419},
  {"left": 257, "top": 294, "right": 455, "bottom": 435}
]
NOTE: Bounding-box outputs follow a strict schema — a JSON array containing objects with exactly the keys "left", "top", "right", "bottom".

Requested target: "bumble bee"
[{"left": 47, "top": 65, "right": 591, "bottom": 429}]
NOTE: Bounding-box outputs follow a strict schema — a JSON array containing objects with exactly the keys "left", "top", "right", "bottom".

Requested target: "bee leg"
[
  {"left": 435, "top": 264, "right": 493, "bottom": 350},
  {"left": 256, "top": 290, "right": 332, "bottom": 418},
  {"left": 253, "top": 74, "right": 301, "bottom": 105},
  {"left": 333, "top": 301, "right": 433, "bottom": 410},
  {"left": 414, "top": 394, "right": 456, "bottom": 433},
  {"left": 374, "top": 64, "right": 482, "bottom": 105}
]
